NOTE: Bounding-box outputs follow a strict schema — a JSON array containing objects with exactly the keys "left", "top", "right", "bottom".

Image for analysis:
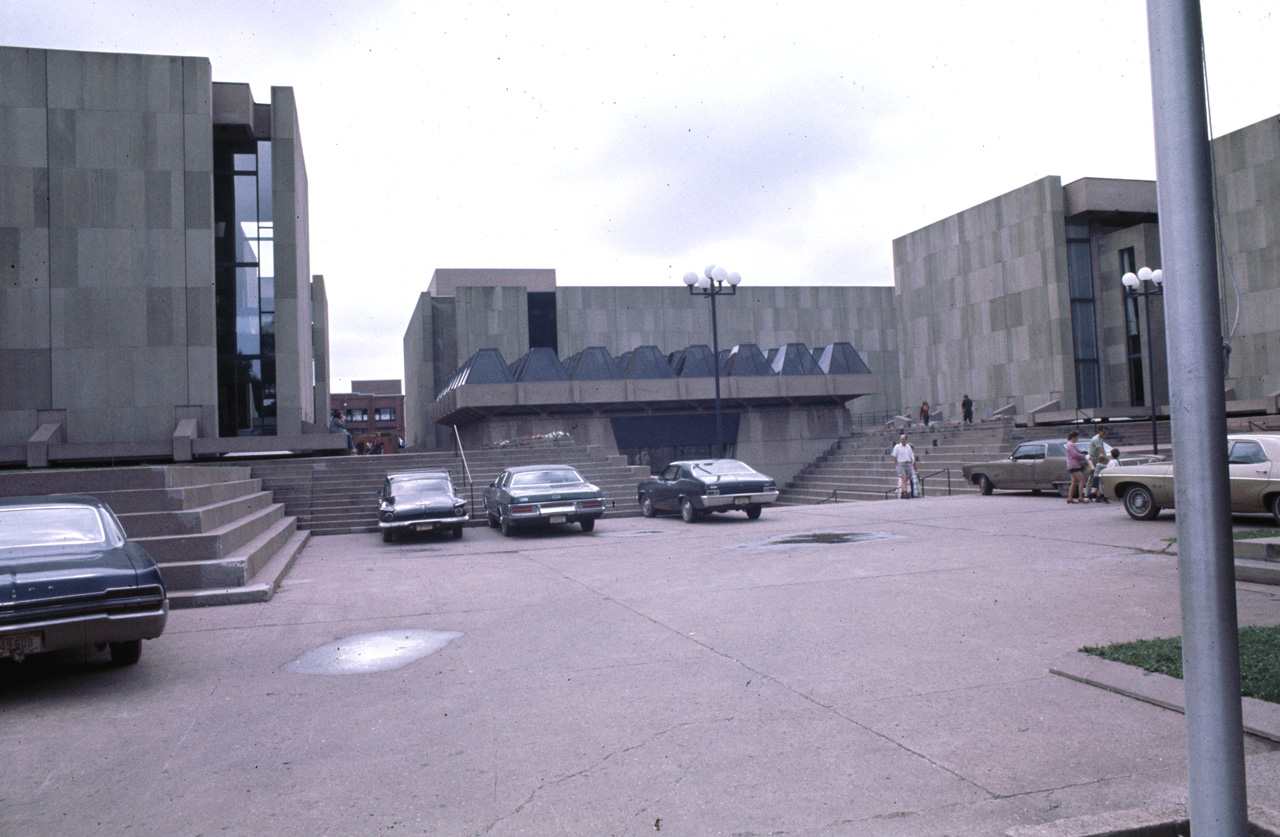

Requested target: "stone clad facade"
[{"left": 0, "top": 46, "right": 333, "bottom": 466}]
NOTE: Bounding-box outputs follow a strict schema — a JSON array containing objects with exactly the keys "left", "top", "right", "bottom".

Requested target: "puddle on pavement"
[
  {"left": 755, "top": 531, "right": 895, "bottom": 547},
  {"left": 283, "top": 629, "right": 462, "bottom": 676}
]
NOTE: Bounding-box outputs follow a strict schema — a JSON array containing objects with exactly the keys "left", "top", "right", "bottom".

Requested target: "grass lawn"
[{"left": 1082, "top": 625, "right": 1280, "bottom": 704}]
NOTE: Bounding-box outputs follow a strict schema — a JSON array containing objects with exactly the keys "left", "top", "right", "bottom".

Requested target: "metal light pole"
[
  {"left": 1147, "top": 2, "right": 1249, "bottom": 832},
  {"left": 1122, "top": 266, "right": 1165, "bottom": 455},
  {"left": 683, "top": 265, "right": 740, "bottom": 458}
]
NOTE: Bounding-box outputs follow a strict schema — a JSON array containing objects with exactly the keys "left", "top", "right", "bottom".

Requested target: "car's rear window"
[
  {"left": 394, "top": 478, "right": 451, "bottom": 495},
  {"left": 511, "top": 469, "right": 583, "bottom": 487},
  {"left": 0, "top": 505, "right": 107, "bottom": 549},
  {"left": 693, "top": 460, "right": 757, "bottom": 476}
]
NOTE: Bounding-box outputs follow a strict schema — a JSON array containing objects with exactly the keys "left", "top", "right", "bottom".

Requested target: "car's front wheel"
[
  {"left": 500, "top": 512, "right": 513, "bottom": 536},
  {"left": 1123, "top": 485, "right": 1161, "bottom": 521},
  {"left": 640, "top": 494, "right": 656, "bottom": 518},
  {"left": 1270, "top": 493, "right": 1280, "bottom": 526},
  {"left": 109, "top": 640, "right": 142, "bottom": 666},
  {"left": 382, "top": 529, "right": 394, "bottom": 543},
  {"left": 580, "top": 518, "right": 595, "bottom": 532},
  {"left": 745, "top": 504, "right": 762, "bottom": 520},
  {"left": 977, "top": 474, "right": 993, "bottom": 495},
  {"left": 680, "top": 497, "right": 697, "bottom": 523},
  {"left": 452, "top": 525, "right": 464, "bottom": 539},
  {"left": 487, "top": 507, "right": 499, "bottom": 528}
]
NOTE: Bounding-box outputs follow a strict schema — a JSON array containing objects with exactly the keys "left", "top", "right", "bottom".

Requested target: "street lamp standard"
[
  {"left": 1122, "top": 266, "right": 1165, "bottom": 455},
  {"left": 683, "top": 265, "right": 741, "bottom": 458}
]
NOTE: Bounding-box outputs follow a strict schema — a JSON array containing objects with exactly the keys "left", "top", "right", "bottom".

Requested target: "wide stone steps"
[
  {"left": 777, "top": 421, "right": 1018, "bottom": 505},
  {"left": 0, "top": 465, "right": 306, "bottom": 608},
  {"left": 250, "top": 445, "right": 652, "bottom": 535}
]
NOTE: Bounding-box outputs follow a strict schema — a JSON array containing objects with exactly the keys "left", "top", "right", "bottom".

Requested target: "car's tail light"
[
  {"left": 510, "top": 504, "right": 536, "bottom": 514},
  {"left": 578, "top": 499, "right": 604, "bottom": 510}
]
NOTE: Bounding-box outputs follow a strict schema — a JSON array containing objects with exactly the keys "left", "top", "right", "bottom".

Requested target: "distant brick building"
[{"left": 331, "top": 380, "right": 405, "bottom": 454}]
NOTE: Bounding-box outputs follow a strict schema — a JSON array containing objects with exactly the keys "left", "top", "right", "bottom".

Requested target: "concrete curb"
[
  {"left": 1006, "top": 803, "right": 1280, "bottom": 837},
  {"left": 1049, "top": 651, "right": 1280, "bottom": 743}
]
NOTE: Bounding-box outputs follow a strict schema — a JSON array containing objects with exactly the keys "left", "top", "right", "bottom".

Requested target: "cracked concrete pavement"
[{"left": 3, "top": 493, "right": 1279, "bottom": 835}]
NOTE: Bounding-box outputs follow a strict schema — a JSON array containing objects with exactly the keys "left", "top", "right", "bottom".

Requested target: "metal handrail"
[
  {"left": 452, "top": 424, "right": 473, "bottom": 486},
  {"left": 882, "top": 467, "right": 955, "bottom": 499}
]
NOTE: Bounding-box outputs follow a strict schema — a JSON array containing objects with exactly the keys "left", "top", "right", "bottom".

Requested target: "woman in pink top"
[{"left": 1065, "top": 430, "right": 1089, "bottom": 504}]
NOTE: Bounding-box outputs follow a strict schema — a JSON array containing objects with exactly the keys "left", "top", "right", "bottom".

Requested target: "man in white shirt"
[{"left": 892, "top": 434, "right": 916, "bottom": 499}]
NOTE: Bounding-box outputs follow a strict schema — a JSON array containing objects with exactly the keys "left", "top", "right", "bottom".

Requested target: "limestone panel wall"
[
  {"left": 893, "top": 176, "right": 1074, "bottom": 419},
  {"left": 269, "top": 85, "right": 314, "bottom": 433},
  {"left": 0, "top": 47, "right": 217, "bottom": 448},
  {"left": 554, "top": 284, "right": 898, "bottom": 415},
  {"left": 1214, "top": 114, "right": 1280, "bottom": 401},
  {"left": 402, "top": 293, "right": 433, "bottom": 448},
  {"left": 455, "top": 285, "right": 528, "bottom": 369}
]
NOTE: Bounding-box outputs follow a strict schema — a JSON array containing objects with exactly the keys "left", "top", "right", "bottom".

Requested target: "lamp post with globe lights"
[
  {"left": 1122, "top": 266, "right": 1165, "bottom": 455},
  {"left": 683, "top": 265, "right": 741, "bottom": 458}
]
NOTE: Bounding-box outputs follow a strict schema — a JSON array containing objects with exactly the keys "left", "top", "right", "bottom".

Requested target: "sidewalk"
[{"left": 3, "top": 494, "right": 1278, "bottom": 835}]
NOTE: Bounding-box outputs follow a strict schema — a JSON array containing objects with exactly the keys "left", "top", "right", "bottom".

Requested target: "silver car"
[{"left": 962, "top": 439, "right": 1070, "bottom": 496}]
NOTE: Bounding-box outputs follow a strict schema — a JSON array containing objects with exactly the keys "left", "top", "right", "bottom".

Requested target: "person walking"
[
  {"left": 961, "top": 394, "right": 973, "bottom": 424},
  {"left": 919, "top": 401, "right": 931, "bottom": 427},
  {"left": 892, "top": 434, "right": 916, "bottom": 499},
  {"left": 1065, "top": 430, "right": 1089, "bottom": 504}
]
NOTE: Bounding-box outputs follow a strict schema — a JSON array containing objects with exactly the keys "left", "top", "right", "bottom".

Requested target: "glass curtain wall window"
[
  {"left": 1120, "top": 248, "right": 1146, "bottom": 407},
  {"left": 214, "top": 141, "right": 276, "bottom": 436},
  {"left": 1065, "top": 221, "right": 1101, "bottom": 409}
]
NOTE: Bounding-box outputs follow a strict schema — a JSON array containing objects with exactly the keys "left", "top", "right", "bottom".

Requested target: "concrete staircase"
[
  {"left": 0, "top": 465, "right": 307, "bottom": 608},
  {"left": 776, "top": 420, "right": 1018, "bottom": 504},
  {"left": 248, "top": 444, "right": 653, "bottom": 536},
  {"left": 776, "top": 417, "right": 1182, "bottom": 505}
]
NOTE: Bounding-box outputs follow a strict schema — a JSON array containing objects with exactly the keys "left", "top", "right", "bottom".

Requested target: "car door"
[
  {"left": 484, "top": 473, "right": 507, "bottom": 515},
  {"left": 1037, "top": 442, "right": 1069, "bottom": 490},
  {"left": 1002, "top": 443, "right": 1045, "bottom": 489},
  {"left": 1227, "top": 439, "right": 1272, "bottom": 511},
  {"left": 649, "top": 464, "right": 682, "bottom": 511}
]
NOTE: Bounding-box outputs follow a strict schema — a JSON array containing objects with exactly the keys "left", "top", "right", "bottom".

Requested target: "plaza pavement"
[{"left": 3, "top": 493, "right": 1280, "bottom": 836}]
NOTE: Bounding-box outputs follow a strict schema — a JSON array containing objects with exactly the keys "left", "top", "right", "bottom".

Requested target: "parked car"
[
  {"left": 376, "top": 469, "right": 468, "bottom": 542},
  {"left": 483, "top": 465, "right": 605, "bottom": 535},
  {"left": 962, "top": 439, "right": 1070, "bottom": 496},
  {"left": 637, "top": 459, "right": 779, "bottom": 522},
  {"left": 0, "top": 495, "right": 167, "bottom": 666},
  {"left": 1099, "top": 433, "right": 1280, "bottom": 523}
]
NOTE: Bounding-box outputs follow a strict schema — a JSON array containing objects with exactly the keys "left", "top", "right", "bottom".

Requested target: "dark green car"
[{"left": 482, "top": 465, "right": 605, "bottom": 536}]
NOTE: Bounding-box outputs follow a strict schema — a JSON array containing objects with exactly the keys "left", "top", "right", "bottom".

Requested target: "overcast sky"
[{"left": 4, "top": 2, "right": 1278, "bottom": 391}]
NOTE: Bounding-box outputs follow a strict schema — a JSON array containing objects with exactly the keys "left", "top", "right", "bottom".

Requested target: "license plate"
[
  {"left": 1, "top": 632, "right": 43, "bottom": 657},
  {"left": 414, "top": 522, "right": 437, "bottom": 531},
  {"left": 734, "top": 496, "right": 750, "bottom": 505},
  {"left": 549, "top": 515, "right": 567, "bottom": 524}
]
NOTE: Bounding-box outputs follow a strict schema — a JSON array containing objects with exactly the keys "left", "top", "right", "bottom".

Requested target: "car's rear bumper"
[
  {"left": 0, "top": 598, "right": 168, "bottom": 659},
  {"left": 379, "top": 514, "right": 468, "bottom": 532},
  {"left": 695, "top": 491, "right": 779, "bottom": 510}
]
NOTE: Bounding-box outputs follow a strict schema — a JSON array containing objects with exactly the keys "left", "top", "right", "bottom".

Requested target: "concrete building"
[
  {"left": 894, "top": 111, "right": 1280, "bottom": 424},
  {"left": 405, "top": 270, "right": 898, "bottom": 483},
  {"left": 330, "top": 379, "right": 405, "bottom": 453},
  {"left": 0, "top": 46, "right": 335, "bottom": 467},
  {"left": 408, "top": 113, "right": 1280, "bottom": 482}
]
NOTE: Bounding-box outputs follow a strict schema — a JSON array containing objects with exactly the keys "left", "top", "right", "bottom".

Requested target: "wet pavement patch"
[
  {"left": 284, "top": 629, "right": 462, "bottom": 675},
  {"left": 765, "top": 531, "right": 894, "bottom": 546},
  {"left": 596, "top": 530, "right": 666, "bottom": 538}
]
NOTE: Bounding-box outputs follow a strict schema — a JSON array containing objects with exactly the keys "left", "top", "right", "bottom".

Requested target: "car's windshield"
[
  {"left": 510, "top": 469, "right": 584, "bottom": 487},
  {"left": 691, "top": 460, "right": 756, "bottom": 476},
  {"left": 0, "top": 505, "right": 107, "bottom": 549},
  {"left": 394, "top": 478, "right": 451, "bottom": 495}
]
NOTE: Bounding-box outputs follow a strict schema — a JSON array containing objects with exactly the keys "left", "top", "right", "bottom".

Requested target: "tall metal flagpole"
[{"left": 1145, "top": 2, "right": 1248, "bottom": 832}]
